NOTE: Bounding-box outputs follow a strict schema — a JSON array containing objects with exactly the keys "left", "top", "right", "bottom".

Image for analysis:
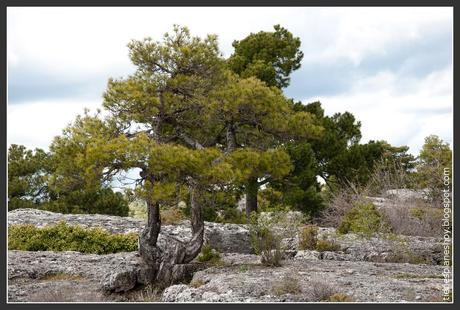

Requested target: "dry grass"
[
  {"left": 29, "top": 286, "right": 106, "bottom": 302},
  {"left": 190, "top": 279, "right": 205, "bottom": 288},
  {"left": 380, "top": 200, "right": 443, "bottom": 237},
  {"left": 328, "top": 293, "right": 354, "bottom": 302},
  {"left": 40, "top": 272, "right": 84, "bottom": 282},
  {"left": 315, "top": 239, "right": 341, "bottom": 252},
  {"left": 271, "top": 273, "right": 302, "bottom": 296},
  {"left": 320, "top": 158, "right": 443, "bottom": 238},
  {"left": 127, "top": 285, "right": 163, "bottom": 302},
  {"left": 319, "top": 183, "right": 366, "bottom": 228},
  {"left": 308, "top": 281, "right": 338, "bottom": 302}
]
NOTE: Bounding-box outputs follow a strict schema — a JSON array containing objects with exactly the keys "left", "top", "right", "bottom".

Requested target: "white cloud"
[
  {"left": 303, "top": 66, "right": 453, "bottom": 154},
  {"left": 8, "top": 7, "right": 451, "bottom": 74},
  {"left": 7, "top": 100, "right": 102, "bottom": 151},
  {"left": 7, "top": 7, "right": 453, "bottom": 156}
]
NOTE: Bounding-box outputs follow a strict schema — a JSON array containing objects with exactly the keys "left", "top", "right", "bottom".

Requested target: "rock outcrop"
[
  {"left": 8, "top": 209, "right": 443, "bottom": 264},
  {"left": 7, "top": 208, "right": 450, "bottom": 302},
  {"left": 8, "top": 250, "right": 142, "bottom": 301},
  {"left": 162, "top": 258, "right": 446, "bottom": 302},
  {"left": 8, "top": 209, "right": 252, "bottom": 254}
]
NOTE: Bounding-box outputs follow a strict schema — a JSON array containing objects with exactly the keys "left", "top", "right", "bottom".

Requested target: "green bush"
[
  {"left": 298, "top": 225, "right": 319, "bottom": 250},
  {"left": 337, "top": 202, "right": 385, "bottom": 237},
  {"left": 249, "top": 213, "right": 283, "bottom": 267},
  {"left": 8, "top": 222, "right": 138, "bottom": 254},
  {"left": 196, "top": 244, "right": 223, "bottom": 265}
]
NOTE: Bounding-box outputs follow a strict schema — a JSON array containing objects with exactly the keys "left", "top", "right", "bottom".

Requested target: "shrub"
[
  {"left": 315, "top": 238, "right": 341, "bottom": 252},
  {"left": 381, "top": 202, "right": 443, "bottom": 237},
  {"left": 8, "top": 222, "right": 138, "bottom": 254},
  {"left": 249, "top": 213, "right": 283, "bottom": 267},
  {"left": 318, "top": 182, "right": 367, "bottom": 228},
  {"left": 309, "top": 281, "right": 337, "bottom": 301},
  {"left": 299, "top": 225, "right": 319, "bottom": 250},
  {"left": 196, "top": 244, "right": 223, "bottom": 265},
  {"left": 337, "top": 202, "right": 386, "bottom": 237},
  {"left": 271, "top": 273, "right": 302, "bottom": 296}
]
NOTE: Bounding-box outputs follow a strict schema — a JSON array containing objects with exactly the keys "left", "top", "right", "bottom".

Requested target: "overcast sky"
[{"left": 7, "top": 7, "right": 453, "bottom": 155}]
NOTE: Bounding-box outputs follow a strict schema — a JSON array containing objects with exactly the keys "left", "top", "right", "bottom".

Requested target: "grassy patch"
[
  {"left": 126, "top": 285, "right": 163, "bottom": 302},
  {"left": 8, "top": 221, "right": 138, "bottom": 254},
  {"left": 394, "top": 273, "right": 443, "bottom": 280},
  {"left": 384, "top": 251, "right": 432, "bottom": 265}
]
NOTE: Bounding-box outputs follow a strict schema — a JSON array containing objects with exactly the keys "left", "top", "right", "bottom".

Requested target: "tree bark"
[
  {"left": 138, "top": 178, "right": 205, "bottom": 287},
  {"left": 245, "top": 177, "right": 259, "bottom": 217},
  {"left": 226, "top": 124, "right": 237, "bottom": 153}
]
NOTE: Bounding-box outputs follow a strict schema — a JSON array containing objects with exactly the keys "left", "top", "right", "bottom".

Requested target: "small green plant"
[
  {"left": 315, "top": 238, "right": 341, "bottom": 252},
  {"left": 238, "top": 264, "right": 250, "bottom": 273},
  {"left": 271, "top": 273, "right": 302, "bottom": 296},
  {"left": 196, "top": 244, "right": 223, "bottom": 265},
  {"left": 8, "top": 222, "right": 138, "bottom": 254},
  {"left": 249, "top": 212, "right": 283, "bottom": 267},
  {"left": 299, "top": 225, "right": 319, "bottom": 250},
  {"left": 337, "top": 202, "right": 386, "bottom": 237}
]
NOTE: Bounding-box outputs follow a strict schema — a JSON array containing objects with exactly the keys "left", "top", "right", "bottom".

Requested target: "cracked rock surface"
[{"left": 7, "top": 209, "right": 450, "bottom": 302}]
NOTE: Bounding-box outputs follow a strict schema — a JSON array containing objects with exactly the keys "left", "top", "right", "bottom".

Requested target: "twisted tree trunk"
[
  {"left": 138, "top": 179, "right": 204, "bottom": 287},
  {"left": 245, "top": 177, "right": 259, "bottom": 217}
]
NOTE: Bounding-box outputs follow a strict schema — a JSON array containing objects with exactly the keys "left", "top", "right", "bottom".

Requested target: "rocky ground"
[{"left": 7, "top": 208, "right": 451, "bottom": 303}]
